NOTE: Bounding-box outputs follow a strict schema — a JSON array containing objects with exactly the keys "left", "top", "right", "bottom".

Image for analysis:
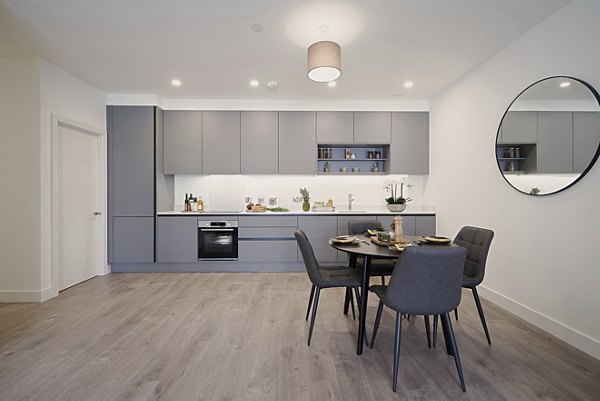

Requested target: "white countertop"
[{"left": 157, "top": 204, "right": 435, "bottom": 216}]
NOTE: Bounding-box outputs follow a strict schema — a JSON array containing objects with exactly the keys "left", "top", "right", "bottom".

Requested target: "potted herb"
[
  {"left": 383, "top": 176, "right": 413, "bottom": 212},
  {"left": 299, "top": 187, "right": 311, "bottom": 212}
]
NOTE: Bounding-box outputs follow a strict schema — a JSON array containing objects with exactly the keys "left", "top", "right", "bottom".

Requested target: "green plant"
[
  {"left": 383, "top": 176, "right": 413, "bottom": 205},
  {"left": 299, "top": 187, "right": 310, "bottom": 203},
  {"left": 530, "top": 187, "right": 541, "bottom": 195}
]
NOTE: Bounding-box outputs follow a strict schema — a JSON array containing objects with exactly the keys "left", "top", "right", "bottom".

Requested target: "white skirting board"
[
  {"left": 478, "top": 286, "right": 600, "bottom": 360},
  {"left": 0, "top": 287, "right": 56, "bottom": 303}
]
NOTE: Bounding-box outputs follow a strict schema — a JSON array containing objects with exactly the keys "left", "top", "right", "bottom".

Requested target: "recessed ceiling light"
[
  {"left": 252, "top": 24, "right": 263, "bottom": 32},
  {"left": 267, "top": 81, "right": 278, "bottom": 89},
  {"left": 171, "top": 79, "right": 182, "bottom": 87},
  {"left": 403, "top": 81, "right": 414, "bottom": 88},
  {"left": 327, "top": 81, "right": 336, "bottom": 88},
  {"left": 560, "top": 81, "right": 571, "bottom": 88},
  {"left": 250, "top": 80, "right": 259, "bottom": 87}
]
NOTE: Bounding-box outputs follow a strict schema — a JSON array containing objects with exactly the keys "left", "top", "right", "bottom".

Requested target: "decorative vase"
[
  {"left": 386, "top": 203, "right": 407, "bottom": 213},
  {"left": 302, "top": 201, "right": 311, "bottom": 212}
]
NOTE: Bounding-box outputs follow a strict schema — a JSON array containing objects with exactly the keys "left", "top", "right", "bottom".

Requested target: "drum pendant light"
[{"left": 307, "top": 41, "right": 341, "bottom": 82}]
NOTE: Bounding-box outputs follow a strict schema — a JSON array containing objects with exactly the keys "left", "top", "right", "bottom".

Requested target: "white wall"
[
  {"left": 173, "top": 174, "right": 427, "bottom": 212},
  {"left": 0, "top": 56, "right": 106, "bottom": 302},
  {"left": 427, "top": 0, "right": 600, "bottom": 358},
  {"left": 0, "top": 57, "right": 42, "bottom": 301}
]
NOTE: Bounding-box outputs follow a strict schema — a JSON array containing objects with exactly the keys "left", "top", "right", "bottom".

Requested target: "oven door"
[{"left": 198, "top": 227, "right": 238, "bottom": 260}]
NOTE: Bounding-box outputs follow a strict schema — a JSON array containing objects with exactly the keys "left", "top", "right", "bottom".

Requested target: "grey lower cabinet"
[
  {"left": 202, "top": 111, "right": 241, "bottom": 174},
  {"left": 298, "top": 216, "right": 338, "bottom": 263},
  {"left": 279, "top": 112, "right": 316, "bottom": 174},
  {"left": 353, "top": 112, "right": 391, "bottom": 144},
  {"left": 573, "top": 112, "right": 600, "bottom": 173},
  {"left": 163, "top": 111, "right": 203, "bottom": 174},
  {"left": 316, "top": 111, "right": 353, "bottom": 143},
  {"left": 377, "top": 215, "right": 417, "bottom": 236},
  {"left": 238, "top": 215, "right": 298, "bottom": 262},
  {"left": 112, "top": 217, "right": 155, "bottom": 263},
  {"left": 415, "top": 215, "right": 436, "bottom": 236},
  {"left": 500, "top": 111, "right": 538, "bottom": 144},
  {"left": 537, "top": 112, "right": 573, "bottom": 173},
  {"left": 241, "top": 111, "right": 279, "bottom": 174},
  {"left": 390, "top": 112, "right": 429, "bottom": 174},
  {"left": 336, "top": 215, "right": 376, "bottom": 262},
  {"left": 156, "top": 216, "right": 198, "bottom": 263}
]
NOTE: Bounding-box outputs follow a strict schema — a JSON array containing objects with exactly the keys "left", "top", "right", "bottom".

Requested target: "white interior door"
[{"left": 59, "top": 124, "right": 101, "bottom": 290}]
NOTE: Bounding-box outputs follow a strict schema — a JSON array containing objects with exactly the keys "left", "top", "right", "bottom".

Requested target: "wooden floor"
[{"left": 0, "top": 273, "right": 598, "bottom": 401}]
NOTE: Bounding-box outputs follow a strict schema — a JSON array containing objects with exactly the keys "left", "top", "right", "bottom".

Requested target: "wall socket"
[
  {"left": 292, "top": 196, "right": 302, "bottom": 203},
  {"left": 245, "top": 196, "right": 252, "bottom": 203}
]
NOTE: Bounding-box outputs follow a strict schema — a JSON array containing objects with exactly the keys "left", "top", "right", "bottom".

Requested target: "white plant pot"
[{"left": 386, "top": 204, "right": 407, "bottom": 213}]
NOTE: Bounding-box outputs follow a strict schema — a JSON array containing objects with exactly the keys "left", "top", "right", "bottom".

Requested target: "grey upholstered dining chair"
[
  {"left": 295, "top": 228, "right": 363, "bottom": 346},
  {"left": 347, "top": 220, "right": 395, "bottom": 284},
  {"left": 369, "top": 246, "right": 468, "bottom": 392},
  {"left": 433, "top": 226, "right": 495, "bottom": 346}
]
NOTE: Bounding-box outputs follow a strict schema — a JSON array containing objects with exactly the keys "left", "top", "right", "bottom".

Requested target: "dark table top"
[{"left": 331, "top": 235, "right": 456, "bottom": 258}]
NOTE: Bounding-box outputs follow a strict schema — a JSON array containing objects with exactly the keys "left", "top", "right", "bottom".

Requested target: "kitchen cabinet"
[
  {"left": 499, "top": 111, "right": 538, "bottom": 144},
  {"left": 156, "top": 216, "right": 198, "bottom": 263},
  {"left": 298, "top": 216, "right": 338, "bottom": 263},
  {"left": 112, "top": 217, "right": 155, "bottom": 263},
  {"left": 573, "top": 112, "right": 600, "bottom": 173},
  {"left": 163, "top": 111, "right": 203, "bottom": 174},
  {"left": 108, "top": 106, "right": 171, "bottom": 265},
  {"left": 415, "top": 215, "right": 436, "bottom": 236},
  {"left": 336, "top": 215, "right": 377, "bottom": 262},
  {"left": 238, "top": 215, "right": 297, "bottom": 263},
  {"left": 241, "top": 111, "right": 279, "bottom": 174},
  {"left": 390, "top": 112, "right": 429, "bottom": 174},
  {"left": 279, "top": 112, "right": 316, "bottom": 174},
  {"left": 202, "top": 111, "right": 241, "bottom": 174},
  {"left": 316, "top": 144, "right": 388, "bottom": 175},
  {"left": 376, "top": 215, "right": 417, "bottom": 236},
  {"left": 316, "top": 111, "right": 354, "bottom": 143},
  {"left": 537, "top": 112, "right": 573, "bottom": 173},
  {"left": 353, "top": 112, "right": 391, "bottom": 144}
]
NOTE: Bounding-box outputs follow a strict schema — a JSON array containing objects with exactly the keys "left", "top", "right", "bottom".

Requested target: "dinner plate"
[
  {"left": 330, "top": 236, "right": 361, "bottom": 245},
  {"left": 421, "top": 235, "right": 452, "bottom": 244}
]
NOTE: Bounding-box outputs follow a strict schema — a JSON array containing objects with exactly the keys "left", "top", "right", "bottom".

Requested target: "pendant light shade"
[{"left": 307, "top": 41, "right": 341, "bottom": 82}]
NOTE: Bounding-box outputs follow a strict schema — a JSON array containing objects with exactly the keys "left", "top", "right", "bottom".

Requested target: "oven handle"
[{"left": 199, "top": 228, "right": 235, "bottom": 232}]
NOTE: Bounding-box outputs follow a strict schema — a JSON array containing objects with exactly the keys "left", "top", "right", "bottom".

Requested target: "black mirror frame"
[{"left": 496, "top": 75, "right": 600, "bottom": 196}]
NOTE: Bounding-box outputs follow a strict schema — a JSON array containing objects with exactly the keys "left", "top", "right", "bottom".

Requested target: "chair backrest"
[
  {"left": 384, "top": 246, "right": 467, "bottom": 315},
  {"left": 453, "top": 226, "right": 494, "bottom": 286},
  {"left": 348, "top": 220, "right": 384, "bottom": 235},
  {"left": 295, "top": 228, "right": 323, "bottom": 286}
]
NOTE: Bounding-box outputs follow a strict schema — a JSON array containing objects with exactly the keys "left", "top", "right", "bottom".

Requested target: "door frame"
[{"left": 51, "top": 114, "right": 107, "bottom": 295}]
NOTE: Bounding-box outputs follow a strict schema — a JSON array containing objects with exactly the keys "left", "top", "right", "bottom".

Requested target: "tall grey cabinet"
[
  {"left": 279, "top": 112, "right": 316, "bottom": 174},
  {"left": 108, "top": 106, "right": 172, "bottom": 266}
]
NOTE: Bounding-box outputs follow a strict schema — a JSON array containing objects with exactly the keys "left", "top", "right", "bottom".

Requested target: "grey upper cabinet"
[
  {"left": 156, "top": 216, "right": 198, "bottom": 263},
  {"left": 155, "top": 108, "right": 174, "bottom": 213},
  {"left": 353, "top": 112, "right": 391, "bottom": 144},
  {"left": 279, "top": 112, "right": 316, "bottom": 174},
  {"left": 317, "top": 111, "right": 353, "bottom": 143},
  {"left": 164, "top": 111, "right": 203, "bottom": 174},
  {"left": 573, "top": 112, "right": 600, "bottom": 173},
  {"left": 109, "top": 106, "right": 155, "bottom": 217},
  {"left": 390, "top": 112, "right": 429, "bottom": 174},
  {"left": 241, "top": 111, "right": 279, "bottom": 174},
  {"left": 500, "top": 111, "right": 538, "bottom": 144},
  {"left": 202, "top": 111, "right": 241, "bottom": 174},
  {"left": 537, "top": 112, "right": 573, "bottom": 173}
]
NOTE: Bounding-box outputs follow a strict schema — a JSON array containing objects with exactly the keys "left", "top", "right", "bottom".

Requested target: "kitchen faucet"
[{"left": 348, "top": 193, "right": 354, "bottom": 211}]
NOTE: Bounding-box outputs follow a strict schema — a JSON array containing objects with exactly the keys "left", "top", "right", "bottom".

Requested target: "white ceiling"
[{"left": 0, "top": 0, "right": 572, "bottom": 100}]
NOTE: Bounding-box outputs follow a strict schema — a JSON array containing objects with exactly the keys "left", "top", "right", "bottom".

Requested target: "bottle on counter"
[
  {"left": 197, "top": 196, "right": 204, "bottom": 212},
  {"left": 190, "top": 197, "right": 198, "bottom": 212}
]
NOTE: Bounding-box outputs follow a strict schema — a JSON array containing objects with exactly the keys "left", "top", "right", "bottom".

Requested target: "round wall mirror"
[{"left": 496, "top": 76, "right": 600, "bottom": 195}]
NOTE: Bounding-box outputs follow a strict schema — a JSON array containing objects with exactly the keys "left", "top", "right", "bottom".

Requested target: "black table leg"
[{"left": 357, "top": 255, "right": 370, "bottom": 355}]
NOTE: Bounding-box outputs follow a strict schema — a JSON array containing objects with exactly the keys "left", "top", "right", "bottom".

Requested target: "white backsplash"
[{"left": 174, "top": 174, "right": 428, "bottom": 212}]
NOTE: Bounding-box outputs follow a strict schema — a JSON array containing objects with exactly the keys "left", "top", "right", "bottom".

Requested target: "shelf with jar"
[
  {"left": 495, "top": 143, "right": 537, "bottom": 173},
  {"left": 317, "top": 144, "right": 388, "bottom": 174}
]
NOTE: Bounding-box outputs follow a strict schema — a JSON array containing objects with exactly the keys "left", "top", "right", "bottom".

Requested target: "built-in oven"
[{"left": 198, "top": 220, "right": 238, "bottom": 260}]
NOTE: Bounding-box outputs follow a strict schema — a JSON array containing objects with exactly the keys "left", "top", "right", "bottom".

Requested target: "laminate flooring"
[{"left": 0, "top": 273, "right": 598, "bottom": 401}]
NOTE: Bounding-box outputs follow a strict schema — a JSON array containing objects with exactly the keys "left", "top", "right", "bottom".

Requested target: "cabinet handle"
[{"left": 93, "top": 212, "right": 102, "bottom": 215}]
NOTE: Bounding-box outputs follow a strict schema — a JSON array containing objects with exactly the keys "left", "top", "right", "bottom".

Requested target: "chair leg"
[
  {"left": 454, "top": 308, "right": 459, "bottom": 320},
  {"left": 440, "top": 312, "right": 466, "bottom": 392},
  {"left": 424, "top": 315, "right": 431, "bottom": 349},
  {"left": 354, "top": 287, "right": 369, "bottom": 346},
  {"left": 305, "top": 284, "right": 316, "bottom": 321},
  {"left": 433, "top": 314, "right": 438, "bottom": 348},
  {"left": 392, "top": 312, "right": 404, "bottom": 392},
  {"left": 371, "top": 300, "right": 384, "bottom": 349},
  {"left": 343, "top": 287, "right": 350, "bottom": 315},
  {"left": 349, "top": 288, "right": 356, "bottom": 320},
  {"left": 307, "top": 287, "right": 321, "bottom": 346},
  {"left": 471, "top": 287, "right": 491, "bottom": 345},
  {"left": 381, "top": 275, "right": 386, "bottom": 285}
]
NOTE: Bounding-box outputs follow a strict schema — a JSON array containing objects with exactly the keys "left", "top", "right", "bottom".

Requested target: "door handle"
[{"left": 93, "top": 212, "right": 102, "bottom": 216}]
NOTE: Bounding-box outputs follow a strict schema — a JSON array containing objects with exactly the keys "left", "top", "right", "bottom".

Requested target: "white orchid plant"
[{"left": 383, "top": 175, "right": 413, "bottom": 205}]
